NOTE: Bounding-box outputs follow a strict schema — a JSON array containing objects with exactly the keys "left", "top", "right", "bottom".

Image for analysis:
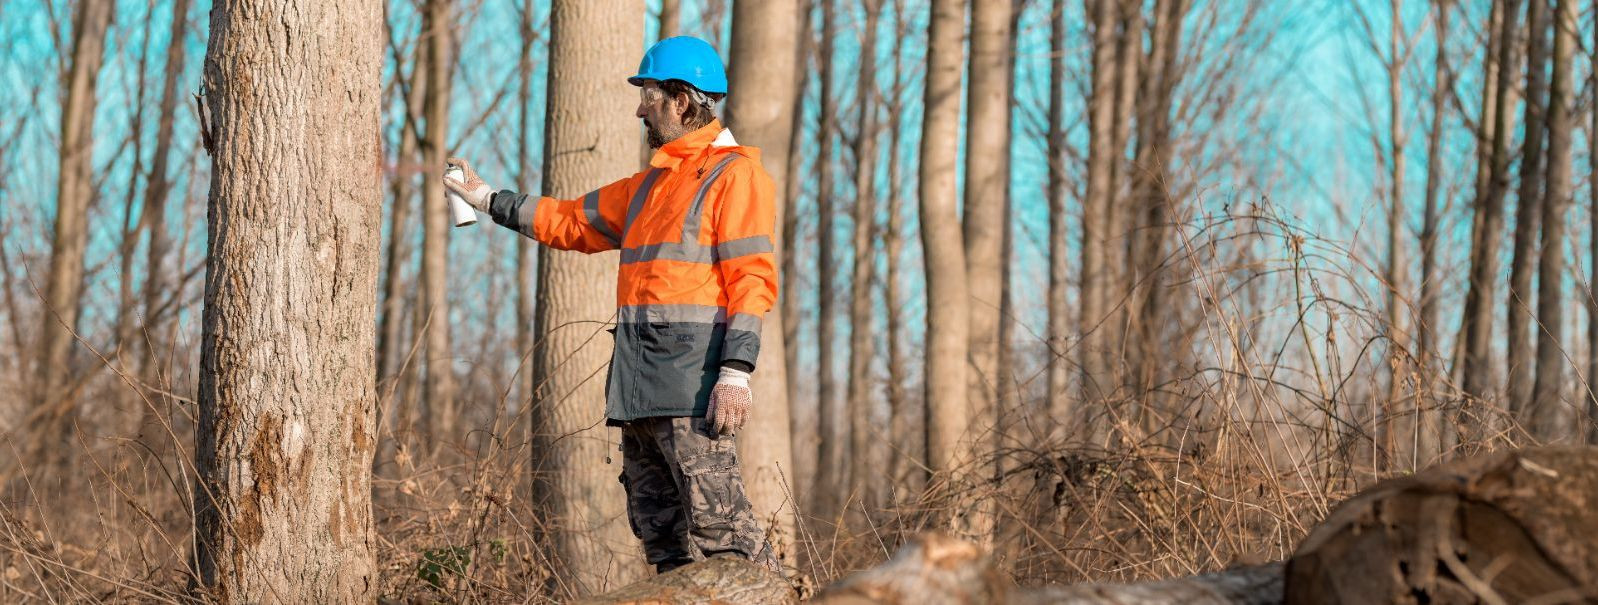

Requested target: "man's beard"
[{"left": 644, "top": 119, "right": 687, "bottom": 149}]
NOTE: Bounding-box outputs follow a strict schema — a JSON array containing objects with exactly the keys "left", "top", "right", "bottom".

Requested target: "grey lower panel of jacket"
[{"left": 607, "top": 321, "right": 726, "bottom": 423}]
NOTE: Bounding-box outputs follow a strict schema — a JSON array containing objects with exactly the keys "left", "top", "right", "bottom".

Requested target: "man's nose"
[{"left": 635, "top": 102, "right": 647, "bottom": 119}]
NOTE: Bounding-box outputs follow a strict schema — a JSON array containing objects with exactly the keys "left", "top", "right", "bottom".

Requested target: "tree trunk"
[
  {"left": 34, "top": 0, "right": 112, "bottom": 419},
  {"left": 1382, "top": 0, "right": 1411, "bottom": 469},
  {"left": 660, "top": 0, "right": 680, "bottom": 39},
  {"left": 1045, "top": 0, "right": 1072, "bottom": 438},
  {"left": 532, "top": 0, "right": 644, "bottom": 591},
  {"left": 1079, "top": 0, "right": 1119, "bottom": 415},
  {"left": 1589, "top": 0, "right": 1598, "bottom": 445},
  {"left": 1527, "top": 0, "right": 1577, "bottom": 441},
  {"left": 847, "top": 0, "right": 882, "bottom": 512},
  {"left": 138, "top": 0, "right": 192, "bottom": 373},
  {"left": 726, "top": 0, "right": 801, "bottom": 566},
  {"left": 1105, "top": 0, "right": 1142, "bottom": 412},
  {"left": 1458, "top": 0, "right": 1521, "bottom": 407},
  {"left": 1416, "top": 0, "right": 1450, "bottom": 462},
  {"left": 919, "top": 0, "right": 971, "bottom": 489},
  {"left": 781, "top": 0, "right": 816, "bottom": 509},
  {"left": 516, "top": 0, "right": 538, "bottom": 420},
  {"left": 418, "top": 0, "right": 456, "bottom": 448},
  {"left": 191, "top": 0, "right": 383, "bottom": 599},
  {"left": 1507, "top": 0, "right": 1551, "bottom": 416},
  {"left": 378, "top": 41, "right": 426, "bottom": 392},
  {"left": 962, "top": 0, "right": 1011, "bottom": 522},
  {"left": 815, "top": 0, "right": 845, "bottom": 519},
  {"left": 883, "top": 0, "right": 919, "bottom": 496}
]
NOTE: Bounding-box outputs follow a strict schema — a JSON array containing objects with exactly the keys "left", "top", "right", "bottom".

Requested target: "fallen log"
[
  {"left": 1284, "top": 445, "right": 1598, "bottom": 604},
  {"left": 571, "top": 557, "right": 796, "bottom": 605}
]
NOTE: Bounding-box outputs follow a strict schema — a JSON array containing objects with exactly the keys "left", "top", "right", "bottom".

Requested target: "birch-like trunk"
[
  {"left": 532, "top": 0, "right": 644, "bottom": 590},
  {"left": 192, "top": 0, "right": 383, "bottom": 599}
]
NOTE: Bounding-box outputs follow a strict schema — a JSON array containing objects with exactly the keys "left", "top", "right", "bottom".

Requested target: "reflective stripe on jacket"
[{"left": 487, "top": 120, "right": 778, "bottom": 422}]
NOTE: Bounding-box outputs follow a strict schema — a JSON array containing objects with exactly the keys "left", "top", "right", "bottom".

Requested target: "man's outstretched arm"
[{"left": 444, "top": 156, "right": 631, "bottom": 253}]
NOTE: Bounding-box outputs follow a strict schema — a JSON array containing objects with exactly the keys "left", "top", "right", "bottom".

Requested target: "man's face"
[{"left": 636, "top": 82, "right": 692, "bottom": 149}]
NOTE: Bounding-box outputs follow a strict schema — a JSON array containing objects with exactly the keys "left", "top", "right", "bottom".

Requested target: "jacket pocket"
[{"left": 634, "top": 322, "right": 722, "bottom": 414}]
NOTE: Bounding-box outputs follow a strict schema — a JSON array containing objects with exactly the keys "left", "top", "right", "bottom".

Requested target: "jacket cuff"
[
  {"left": 488, "top": 190, "right": 528, "bottom": 230},
  {"left": 720, "top": 313, "right": 762, "bottom": 370}
]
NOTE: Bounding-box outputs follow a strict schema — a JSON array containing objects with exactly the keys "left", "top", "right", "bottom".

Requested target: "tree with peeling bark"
[
  {"left": 847, "top": 0, "right": 882, "bottom": 511},
  {"left": 530, "top": 0, "right": 646, "bottom": 591},
  {"left": 1526, "top": 0, "right": 1577, "bottom": 441},
  {"left": 33, "top": 0, "right": 112, "bottom": 430},
  {"left": 192, "top": 0, "right": 383, "bottom": 599},
  {"left": 418, "top": 0, "right": 457, "bottom": 448},
  {"left": 1507, "top": 0, "right": 1552, "bottom": 417},
  {"left": 919, "top": 0, "right": 971, "bottom": 493},
  {"left": 726, "top": 0, "right": 801, "bottom": 565}
]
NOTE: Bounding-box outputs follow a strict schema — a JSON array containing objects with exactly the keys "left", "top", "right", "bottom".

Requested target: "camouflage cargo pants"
[{"left": 618, "top": 416, "right": 777, "bottom": 574}]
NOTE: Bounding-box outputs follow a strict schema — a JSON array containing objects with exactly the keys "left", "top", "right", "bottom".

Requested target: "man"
[{"left": 443, "top": 36, "right": 779, "bottom": 574}]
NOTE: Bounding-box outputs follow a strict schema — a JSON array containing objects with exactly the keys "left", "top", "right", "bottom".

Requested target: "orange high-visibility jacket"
[{"left": 487, "top": 120, "right": 778, "bottom": 422}]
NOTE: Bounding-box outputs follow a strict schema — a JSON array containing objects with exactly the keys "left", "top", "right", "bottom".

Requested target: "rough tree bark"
[
  {"left": 1459, "top": 0, "right": 1521, "bottom": 406},
  {"left": 1416, "top": 0, "right": 1449, "bottom": 461},
  {"left": 191, "top": 0, "right": 383, "bottom": 600},
  {"left": 1507, "top": 0, "right": 1551, "bottom": 416},
  {"left": 418, "top": 0, "right": 456, "bottom": 447},
  {"left": 1527, "top": 0, "right": 1577, "bottom": 441},
  {"left": 963, "top": 0, "right": 1012, "bottom": 521},
  {"left": 726, "top": 0, "right": 801, "bottom": 566},
  {"left": 531, "top": 0, "right": 644, "bottom": 591},
  {"left": 1045, "top": 0, "right": 1072, "bottom": 437},
  {"left": 919, "top": 0, "right": 971, "bottom": 491},
  {"left": 34, "top": 0, "right": 112, "bottom": 418},
  {"left": 814, "top": 0, "right": 845, "bottom": 519},
  {"left": 847, "top": 0, "right": 882, "bottom": 512}
]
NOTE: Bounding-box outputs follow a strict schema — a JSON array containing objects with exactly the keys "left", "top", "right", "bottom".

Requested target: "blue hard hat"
[{"left": 628, "top": 36, "right": 728, "bottom": 94}]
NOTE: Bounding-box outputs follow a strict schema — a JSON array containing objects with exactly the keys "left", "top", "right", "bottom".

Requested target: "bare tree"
[
  {"left": 1046, "top": 0, "right": 1072, "bottom": 436},
  {"left": 192, "top": 0, "right": 383, "bottom": 598},
  {"left": 781, "top": 0, "right": 816, "bottom": 507},
  {"left": 517, "top": 0, "right": 538, "bottom": 415},
  {"left": 964, "top": 0, "right": 1012, "bottom": 475},
  {"left": 726, "top": 0, "right": 801, "bottom": 564},
  {"left": 1507, "top": 0, "right": 1552, "bottom": 415},
  {"left": 1459, "top": 0, "right": 1522, "bottom": 406},
  {"left": 531, "top": 0, "right": 644, "bottom": 590},
  {"left": 377, "top": 32, "right": 427, "bottom": 393},
  {"left": 919, "top": 0, "right": 971, "bottom": 488},
  {"left": 1416, "top": 0, "right": 1451, "bottom": 460},
  {"left": 33, "top": 0, "right": 113, "bottom": 418},
  {"left": 1079, "top": 0, "right": 1119, "bottom": 419},
  {"left": 847, "top": 0, "right": 883, "bottom": 510},
  {"left": 883, "top": 0, "right": 919, "bottom": 496},
  {"left": 418, "top": 0, "right": 457, "bottom": 446},
  {"left": 814, "top": 0, "right": 844, "bottom": 517},
  {"left": 1526, "top": 0, "right": 1577, "bottom": 440},
  {"left": 1588, "top": 0, "right": 1598, "bottom": 445},
  {"left": 138, "top": 0, "right": 192, "bottom": 372}
]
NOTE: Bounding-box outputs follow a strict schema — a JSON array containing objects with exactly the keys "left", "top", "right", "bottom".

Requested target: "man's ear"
[{"left": 670, "top": 91, "right": 692, "bottom": 121}]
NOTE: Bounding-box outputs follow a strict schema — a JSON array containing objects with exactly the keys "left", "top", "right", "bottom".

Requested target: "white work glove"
[
  {"left": 707, "top": 366, "right": 752, "bottom": 436},
  {"left": 442, "top": 157, "right": 494, "bottom": 212}
]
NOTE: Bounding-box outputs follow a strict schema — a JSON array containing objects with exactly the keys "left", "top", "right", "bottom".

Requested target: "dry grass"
[{"left": 0, "top": 204, "right": 1574, "bottom": 603}]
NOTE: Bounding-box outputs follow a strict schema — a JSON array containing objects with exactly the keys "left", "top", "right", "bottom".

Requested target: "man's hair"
[{"left": 658, "top": 79, "right": 724, "bottom": 129}]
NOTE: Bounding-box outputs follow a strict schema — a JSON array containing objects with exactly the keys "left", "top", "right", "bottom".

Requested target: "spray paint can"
[{"left": 444, "top": 164, "right": 478, "bottom": 227}]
